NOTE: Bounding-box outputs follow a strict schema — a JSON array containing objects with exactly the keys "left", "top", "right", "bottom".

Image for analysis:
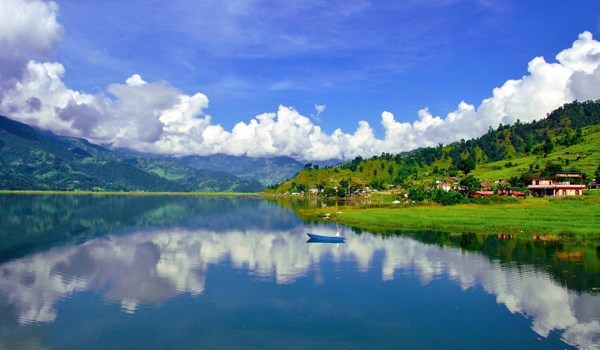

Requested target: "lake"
[{"left": 0, "top": 194, "right": 599, "bottom": 349}]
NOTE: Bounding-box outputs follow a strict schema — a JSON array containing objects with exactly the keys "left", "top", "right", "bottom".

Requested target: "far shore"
[{"left": 0, "top": 190, "right": 261, "bottom": 196}]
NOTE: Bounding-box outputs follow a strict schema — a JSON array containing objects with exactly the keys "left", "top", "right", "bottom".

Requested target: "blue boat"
[{"left": 306, "top": 233, "right": 345, "bottom": 242}]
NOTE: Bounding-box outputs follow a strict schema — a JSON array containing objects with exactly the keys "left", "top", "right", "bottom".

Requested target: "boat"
[{"left": 306, "top": 233, "right": 345, "bottom": 242}]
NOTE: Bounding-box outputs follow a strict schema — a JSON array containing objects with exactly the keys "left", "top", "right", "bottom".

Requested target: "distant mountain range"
[
  {"left": 0, "top": 116, "right": 265, "bottom": 192},
  {"left": 178, "top": 154, "right": 304, "bottom": 185}
]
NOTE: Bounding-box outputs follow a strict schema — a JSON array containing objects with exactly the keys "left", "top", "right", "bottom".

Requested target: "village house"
[
  {"left": 469, "top": 190, "right": 494, "bottom": 198},
  {"left": 496, "top": 179, "right": 510, "bottom": 187},
  {"left": 480, "top": 180, "right": 493, "bottom": 190},
  {"left": 528, "top": 172, "right": 586, "bottom": 196},
  {"left": 436, "top": 183, "right": 452, "bottom": 192},
  {"left": 589, "top": 179, "right": 599, "bottom": 190}
]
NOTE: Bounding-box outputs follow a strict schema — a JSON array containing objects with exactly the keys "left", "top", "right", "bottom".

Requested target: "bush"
[{"left": 557, "top": 229, "right": 576, "bottom": 238}]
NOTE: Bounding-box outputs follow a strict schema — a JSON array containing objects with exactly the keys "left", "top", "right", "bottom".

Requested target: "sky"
[{"left": 1, "top": 0, "right": 600, "bottom": 161}]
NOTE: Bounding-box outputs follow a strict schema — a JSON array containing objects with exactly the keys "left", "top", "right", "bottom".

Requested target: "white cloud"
[
  {"left": 125, "top": 74, "right": 147, "bottom": 87},
  {"left": 0, "top": 0, "right": 62, "bottom": 57},
  {"left": 311, "top": 104, "right": 326, "bottom": 122},
  {"left": 0, "top": 0, "right": 62, "bottom": 104},
  {"left": 0, "top": 0, "right": 599, "bottom": 161}
]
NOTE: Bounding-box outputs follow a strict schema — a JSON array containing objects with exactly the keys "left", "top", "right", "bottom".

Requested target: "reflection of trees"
[
  {"left": 376, "top": 230, "right": 600, "bottom": 294},
  {"left": 0, "top": 195, "right": 301, "bottom": 262}
]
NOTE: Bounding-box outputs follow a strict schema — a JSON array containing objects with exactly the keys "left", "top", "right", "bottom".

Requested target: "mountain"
[
  {"left": 268, "top": 100, "right": 600, "bottom": 195},
  {"left": 0, "top": 116, "right": 265, "bottom": 192},
  {"left": 179, "top": 154, "right": 305, "bottom": 185}
]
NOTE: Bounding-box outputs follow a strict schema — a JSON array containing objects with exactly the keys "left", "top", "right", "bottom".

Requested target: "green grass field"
[{"left": 306, "top": 191, "right": 600, "bottom": 239}]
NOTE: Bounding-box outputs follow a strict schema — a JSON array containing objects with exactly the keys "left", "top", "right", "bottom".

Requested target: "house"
[
  {"left": 436, "top": 183, "right": 452, "bottom": 192},
  {"left": 469, "top": 190, "right": 494, "bottom": 198},
  {"left": 589, "top": 179, "right": 599, "bottom": 190},
  {"left": 528, "top": 172, "right": 586, "bottom": 196},
  {"left": 497, "top": 189, "right": 526, "bottom": 198},
  {"left": 480, "top": 180, "right": 493, "bottom": 190}
]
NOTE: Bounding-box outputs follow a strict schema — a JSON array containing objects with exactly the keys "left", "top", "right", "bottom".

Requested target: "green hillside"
[
  {"left": 268, "top": 100, "right": 600, "bottom": 196},
  {"left": 0, "top": 116, "right": 265, "bottom": 192}
]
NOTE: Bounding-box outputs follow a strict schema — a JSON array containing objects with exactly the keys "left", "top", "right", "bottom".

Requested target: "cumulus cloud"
[
  {"left": 0, "top": 0, "right": 600, "bottom": 161},
  {"left": 0, "top": 0, "right": 62, "bottom": 101}
]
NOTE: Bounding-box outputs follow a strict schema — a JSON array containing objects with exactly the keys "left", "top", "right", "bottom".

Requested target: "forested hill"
[
  {"left": 0, "top": 116, "right": 265, "bottom": 192},
  {"left": 391, "top": 100, "right": 600, "bottom": 169},
  {"left": 444, "top": 99, "right": 600, "bottom": 165},
  {"left": 268, "top": 100, "right": 600, "bottom": 195}
]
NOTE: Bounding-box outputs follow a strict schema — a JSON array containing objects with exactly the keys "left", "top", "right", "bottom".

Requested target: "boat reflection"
[{"left": 306, "top": 238, "right": 345, "bottom": 244}]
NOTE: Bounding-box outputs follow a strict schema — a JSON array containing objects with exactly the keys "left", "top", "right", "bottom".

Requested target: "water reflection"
[
  {"left": 0, "top": 195, "right": 599, "bottom": 349},
  {"left": 0, "top": 224, "right": 598, "bottom": 349}
]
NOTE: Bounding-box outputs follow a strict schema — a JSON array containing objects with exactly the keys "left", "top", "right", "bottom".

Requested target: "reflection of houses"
[{"left": 528, "top": 172, "right": 586, "bottom": 196}]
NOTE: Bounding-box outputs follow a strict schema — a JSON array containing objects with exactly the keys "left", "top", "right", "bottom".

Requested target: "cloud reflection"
[{"left": 0, "top": 227, "right": 598, "bottom": 349}]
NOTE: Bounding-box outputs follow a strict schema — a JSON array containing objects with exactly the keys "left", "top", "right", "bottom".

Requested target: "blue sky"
[
  {"left": 53, "top": 0, "right": 599, "bottom": 133},
  {"left": 2, "top": 0, "right": 600, "bottom": 160}
]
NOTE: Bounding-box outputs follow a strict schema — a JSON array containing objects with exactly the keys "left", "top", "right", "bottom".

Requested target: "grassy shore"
[{"left": 303, "top": 191, "right": 600, "bottom": 239}]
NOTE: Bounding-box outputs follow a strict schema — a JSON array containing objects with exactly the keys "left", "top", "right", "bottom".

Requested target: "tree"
[
  {"left": 508, "top": 176, "right": 523, "bottom": 188},
  {"left": 459, "top": 175, "right": 481, "bottom": 196},
  {"left": 542, "top": 138, "right": 554, "bottom": 154},
  {"left": 541, "top": 160, "right": 562, "bottom": 178},
  {"left": 595, "top": 163, "right": 600, "bottom": 181},
  {"left": 338, "top": 179, "right": 349, "bottom": 196},
  {"left": 304, "top": 163, "right": 313, "bottom": 170},
  {"left": 408, "top": 186, "right": 428, "bottom": 202},
  {"left": 456, "top": 158, "right": 476, "bottom": 175}
]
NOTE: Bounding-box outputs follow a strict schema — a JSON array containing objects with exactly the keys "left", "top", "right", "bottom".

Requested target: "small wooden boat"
[{"left": 306, "top": 233, "right": 345, "bottom": 242}]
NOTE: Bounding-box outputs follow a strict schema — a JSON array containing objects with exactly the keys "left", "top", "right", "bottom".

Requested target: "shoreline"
[
  {"left": 3, "top": 190, "right": 599, "bottom": 240},
  {"left": 299, "top": 193, "right": 600, "bottom": 240}
]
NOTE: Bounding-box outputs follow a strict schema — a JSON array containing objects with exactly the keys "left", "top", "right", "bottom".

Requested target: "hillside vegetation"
[
  {"left": 0, "top": 116, "right": 264, "bottom": 192},
  {"left": 267, "top": 100, "right": 600, "bottom": 196}
]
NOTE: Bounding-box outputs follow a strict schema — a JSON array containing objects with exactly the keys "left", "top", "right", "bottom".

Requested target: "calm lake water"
[{"left": 0, "top": 194, "right": 599, "bottom": 350}]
